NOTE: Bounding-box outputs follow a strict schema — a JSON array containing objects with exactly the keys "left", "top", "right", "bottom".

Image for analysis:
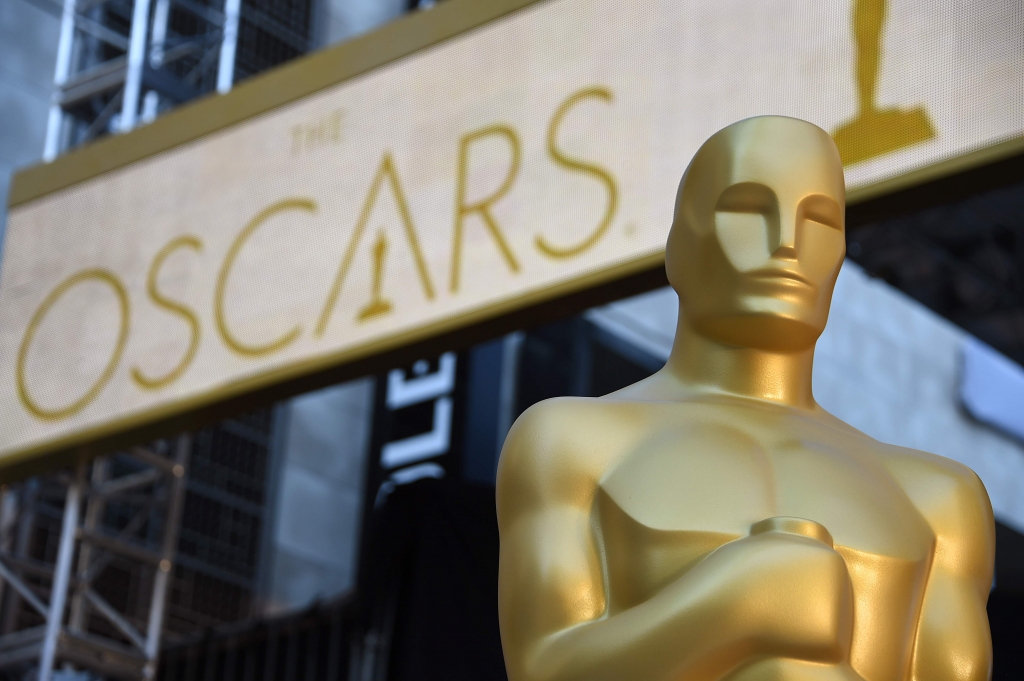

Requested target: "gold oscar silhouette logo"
[
  {"left": 833, "top": 0, "right": 936, "bottom": 165},
  {"left": 358, "top": 234, "right": 395, "bottom": 322}
]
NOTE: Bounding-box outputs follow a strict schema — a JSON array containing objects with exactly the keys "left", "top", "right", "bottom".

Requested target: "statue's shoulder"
[
  {"left": 876, "top": 442, "right": 984, "bottom": 492},
  {"left": 814, "top": 409, "right": 989, "bottom": 501},
  {"left": 496, "top": 397, "right": 639, "bottom": 513},
  {"left": 875, "top": 443, "right": 993, "bottom": 538}
]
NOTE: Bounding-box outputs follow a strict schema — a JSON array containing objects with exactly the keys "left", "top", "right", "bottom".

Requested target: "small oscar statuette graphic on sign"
[
  {"left": 832, "top": 0, "right": 935, "bottom": 165},
  {"left": 357, "top": 234, "right": 394, "bottom": 322}
]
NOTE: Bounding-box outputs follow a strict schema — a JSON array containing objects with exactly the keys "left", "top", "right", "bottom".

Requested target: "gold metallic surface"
[{"left": 497, "top": 117, "right": 995, "bottom": 681}]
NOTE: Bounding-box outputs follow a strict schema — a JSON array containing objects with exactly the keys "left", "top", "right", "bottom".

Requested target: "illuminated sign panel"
[{"left": 1, "top": 0, "right": 1022, "bottom": 464}]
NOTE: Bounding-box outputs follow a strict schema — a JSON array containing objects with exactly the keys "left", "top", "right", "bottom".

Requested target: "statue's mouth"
[{"left": 748, "top": 268, "right": 812, "bottom": 287}]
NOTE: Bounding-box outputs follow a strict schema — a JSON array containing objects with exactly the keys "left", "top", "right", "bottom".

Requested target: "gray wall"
[
  {"left": 262, "top": 378, "right": 374, "bottom": 615},
  {"left": 315, "top": 0, "right": 408, "bottom": 48},
  {"left": 0, "top": 0, "right": 59, "bottom": 253}
]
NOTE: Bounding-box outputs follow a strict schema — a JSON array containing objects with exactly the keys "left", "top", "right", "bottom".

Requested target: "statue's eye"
[
  {"left": 714, "top": 212, "right": 771, "bottom": 271},
  {"left": 715, "top": 182, "right": 777, "bottom": 216},
  {"left": 801, "top": 194, "right": 842, "bottom": 230}
]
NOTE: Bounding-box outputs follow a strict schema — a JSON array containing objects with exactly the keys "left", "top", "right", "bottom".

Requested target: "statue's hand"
[
  {"left": 676, "top": 517, "right": 854, "bottom": 664},
  {"left": 749, "top": 516, "right": 835, "bottom": 545}
]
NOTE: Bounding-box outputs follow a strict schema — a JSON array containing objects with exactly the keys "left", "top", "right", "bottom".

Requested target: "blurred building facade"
[{"left": 0, "top": 0, "right": 1022, "bottom": 680}]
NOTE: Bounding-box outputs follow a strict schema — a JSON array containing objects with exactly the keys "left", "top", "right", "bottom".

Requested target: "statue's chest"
[{"left": 595, "top": 420, "right": 933, "bottom": 680}]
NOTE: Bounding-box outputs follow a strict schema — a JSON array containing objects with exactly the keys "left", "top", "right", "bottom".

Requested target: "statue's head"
[{"left": 666, "top": 116, "right": 846, "bottom": 352}]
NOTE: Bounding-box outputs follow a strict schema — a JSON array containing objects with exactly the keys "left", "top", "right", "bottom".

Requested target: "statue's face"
[{"left": 667, "top": 117, "right": 846, "bottom": 352}]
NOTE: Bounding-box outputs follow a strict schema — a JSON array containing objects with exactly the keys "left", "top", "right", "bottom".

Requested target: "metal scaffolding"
[
  {"left": 42, "top": 0, "right": 240, "bottom": 160},
  {"left": 0, "top": 403, "right": 281, "bottom": 679},
  {"left": 0, "top": 439, "right": 190, "bottom": 680}
]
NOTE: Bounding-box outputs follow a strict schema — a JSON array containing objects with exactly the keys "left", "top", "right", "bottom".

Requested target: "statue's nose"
[{"left": 771, "top": 208, "right": 798, "bottom": 259}]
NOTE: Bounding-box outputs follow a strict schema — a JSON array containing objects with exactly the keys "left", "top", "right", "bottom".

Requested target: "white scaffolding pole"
[
  {"left": 37, "top": 466, "right": 84, "bottom": 681},
  {"left": 42, "top": 0, "right": 78, "bottom": 161},
  {"left": 142, "top": 435, "right": 190, "bottom": 679},
  {"left": 149, "top": 0, "right": 171, "bottom": 69},
  {"left": 142, "top": 0, "right": 171, "bottom": 123},
  {"left": 121, "top": 0, "right": 155, "bottom": 132},
  {"left": 217, "top": 0, "right": 242, "bottom": 93}
]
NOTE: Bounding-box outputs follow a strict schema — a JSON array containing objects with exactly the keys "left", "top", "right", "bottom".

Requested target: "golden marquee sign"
[{"left": 1, "top": 0, "right": 1022, "bottom": 466}]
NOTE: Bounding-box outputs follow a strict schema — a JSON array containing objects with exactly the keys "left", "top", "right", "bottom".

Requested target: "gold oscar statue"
[
  {"left": 496, "top": 116, "right": 994, "bottom": 681},
  {"left": 832, "top": 0, "right": 935, "bottom": 165}
]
